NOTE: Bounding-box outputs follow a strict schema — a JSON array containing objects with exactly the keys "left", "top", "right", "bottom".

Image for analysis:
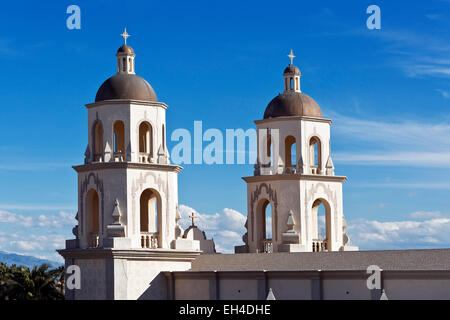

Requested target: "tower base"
[{"left": 58, "top": 248, "right": 200, "bottom": 300}]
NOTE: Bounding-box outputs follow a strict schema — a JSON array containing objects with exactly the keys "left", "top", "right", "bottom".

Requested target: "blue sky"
[{"left": 1, "top": 0, "right": 450, "bottom": 261}]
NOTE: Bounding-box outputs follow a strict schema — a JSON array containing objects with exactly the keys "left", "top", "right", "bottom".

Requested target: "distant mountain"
[{"left": 0, "top": 251, "right": 62, "bottom": 269}]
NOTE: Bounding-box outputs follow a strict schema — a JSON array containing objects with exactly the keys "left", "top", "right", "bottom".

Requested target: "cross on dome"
[
  {"left": 287, "top": 49, "right": 295, "bottom": 65},
  {"left": 121, "top": 28, "right": 130, "bottom": 45},
  {"left": 189, "top": 212, "right": 198, "bottom": 227}
]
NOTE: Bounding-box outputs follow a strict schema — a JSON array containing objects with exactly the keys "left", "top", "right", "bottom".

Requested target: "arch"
[
  {"left": 162, "top": 124, "right": 165, "bottom": 150},
  {"left": 85, "top": 189, "right": 100, "bottom": 248},
  {"left": 264, "top": 134, "right": 273, "bottom": 166},
  {"left": 93, "top": 121, "right": 103, "bottom": 161},
  {"left": 139, "top": 121, "right": 153, "bottom": 156},
  {"left": 139, "top": 188, "right": 162, "bottom": 248},
  {"left": 309, "top": 136, "right": 322, "bottom": 174},
  {"left": 113, "top": 120, "right": 125, "bottom": 154},
  {"left": 311, "top": 198, "right": 331, "bottom": 252},
  {"left": 285, "top": 135, "right": 296, "bottom": 168},
  {"left": 256, "top": 198, "right": 273, "bottom": 253}
]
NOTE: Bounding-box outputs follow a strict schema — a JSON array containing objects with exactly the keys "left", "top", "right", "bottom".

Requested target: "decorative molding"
[
  {"left": 73, "top": 162, "right": 182, "bottom": 173},
  {"left": 85, "top": 99, "right": 169, "bottom": 110},
  {"left": 254, "top": 116, "right": 332, "bottom": 125},
  {"left": 242, "top": 174, "right": 346, "bottom": 183}
]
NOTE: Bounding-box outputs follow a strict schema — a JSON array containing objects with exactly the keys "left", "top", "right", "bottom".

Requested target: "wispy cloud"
[
  {"left": 331, "top": 113, "right": 450, "bottom": 167},
  {"left": 355, "top": 182, "right": 450, "bottom": 190},
  {"left": 435, "top": 88, "right": 450, "bottom": 99},
  {"left": 0, "top": 162, "right": 70, "bottom": 171},
  {"left": 0, "top": 210, "right": 75, "bottom": 262},
  {"left": 0, "top": 204, "right": 77, "bottom": 211},
  {"left": 0, "top": 209, "right": 76, "bottom": 228},
  {"left": 348, "top": 212, "right": 450, "bottom": 250}
]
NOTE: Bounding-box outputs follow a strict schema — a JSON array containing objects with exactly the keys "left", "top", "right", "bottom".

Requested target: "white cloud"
[
  {"left": 435, "top": 88, "right": 450, "bottom": 99},
  {"left": 0, "top": 210, "right": 75, "bottom": 228},
  {"left": 0, "top": 210, "right": 33, "bottom": 227},
  {"left": 347, "top": 213, "right": 450, "bottom": 250},
  {"left": 178, "top": 204, "right": 246, "bottom": 253},
  {"left": 330, "top": 113, "right": 450, "bottom": 168}
]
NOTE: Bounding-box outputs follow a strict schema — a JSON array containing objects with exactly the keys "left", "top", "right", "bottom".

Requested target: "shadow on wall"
[{"left": 137, "top": 273, "right": 168, "bottom": 300}]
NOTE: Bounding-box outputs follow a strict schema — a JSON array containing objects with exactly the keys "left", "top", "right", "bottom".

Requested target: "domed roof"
[
  {"left": 116, "top": 44, "right": 134, "bottom": 55},
  {"left": 283, "top": 65, "right": 301, "bottom": 76},
  {"left": 264, "top": 91, "right": 322, "bottom": 119},
  {"left": 95, "top": 73, "right": 157, "bottom": 102}
]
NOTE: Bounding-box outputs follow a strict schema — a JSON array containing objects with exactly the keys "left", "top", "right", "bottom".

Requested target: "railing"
[
  {"left": 312, "top": 239, "right": 327, "bottom": 252},
  {"left": 93, "top": 153, "right": 103, "bottom": 163},
  {"left": 284, "top": 165, "right": 296, "bottom": 175},
  {"left": 141, "top": 232, "right": 159, "bottom": 249},
  {"left": 262, "top": 238, "right": 273, "bottom": 253},
  {"left": 310, "top": 166, "right": 320, "bottom": 175},
  {"left": 139, "top": 152, "right": 153, "bottom": 164},
  {"left": 113, "top": 152, "right": 125, "bottom": 162},
  {"left": 89, "top": 233, "right": 99, "bottom": 248}
]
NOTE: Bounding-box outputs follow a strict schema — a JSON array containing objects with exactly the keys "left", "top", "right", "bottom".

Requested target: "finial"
[
  {"left": 121, "top": 28, "right": 130, "bottom": 45},
  {"left": 189, "top": 212, "right": 198, "bottom": 227},
  {"left": 287, "top": 49, "right": 295, "bottom": 65}
]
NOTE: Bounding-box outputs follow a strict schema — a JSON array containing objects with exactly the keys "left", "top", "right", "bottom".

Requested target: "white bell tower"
[
  {"left": 236, "top": 50, "right": 358, "bottom": 254},
  {"left": 59, "top": 29, "right": 202, "bottom": 300}
]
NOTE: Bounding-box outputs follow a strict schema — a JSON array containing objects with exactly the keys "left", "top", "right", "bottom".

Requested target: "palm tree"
[{"left": 4, "top": 263, "right": 64, "bottom": 300}]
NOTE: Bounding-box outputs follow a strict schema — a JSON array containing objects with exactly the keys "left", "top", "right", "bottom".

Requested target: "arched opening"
[
  {"left": 311, "top": 199, "right": 331, "bottom": 252},
  {"left": 122, "top": 58, "right": 126, "bottom": 72},
  {"left": 265, "top": 135, "right": 273, "bottom": 166},
  {"left": 295, "top": 77, "right": 299, "bottom": 91},
  {"left": 162, "top": 124, "right": 165, "bottom": 149},
  {"left": 290, "top": 78, "right": 293, "bottom": 90},
  {"left": 285, "top": 135, "right": 296, "bottom": 169},
  {"left": 139, "top": 122, "right": 153, "bottom": 162},
  {"left": 140, "top": 188, "right": 161, "bottom": 248},
  {"left": 85, "top": 189, "right": 100, "bottom": 248},
  {"left": 309, "top": 136, "right": 322, "bottom": 174},
  {"left": 256, "top": 199, "right": 273, "bottom": 253},
  {"left": 113, "top": 121, "right": 125, "bottom": 157},
  {"left": 93, "top": 121, "right": 103, "bottom": 162}
]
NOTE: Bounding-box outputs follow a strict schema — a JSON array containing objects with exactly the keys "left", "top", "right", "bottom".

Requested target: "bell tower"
[
  {"left": 236, "top": 50, "right": 358, "bottom": 254},
  {"left": 59, "top": 29, "right": 201, "bottom": 300}
]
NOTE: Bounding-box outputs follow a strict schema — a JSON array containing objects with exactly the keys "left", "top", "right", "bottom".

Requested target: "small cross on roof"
[
  {"left": 121, "top": 28, "right": 130, "bottom": 45},
  {"left": 288, "top": 49, "right": 295, "bottom": 65}
]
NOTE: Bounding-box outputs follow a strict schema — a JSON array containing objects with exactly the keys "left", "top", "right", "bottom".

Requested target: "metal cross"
[
  {"left": 288, "top": 49, "right": 295, "bottom": 65},
  {"left": 189, "top": 212, "right": 198, "bottom": 226},
  {"left": 121, "top": 28, "right": 130, "bottom": 45}
]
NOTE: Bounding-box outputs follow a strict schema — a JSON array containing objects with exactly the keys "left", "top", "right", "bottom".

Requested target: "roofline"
[
  {"left": 242, "top": 174, "right": 347, "bottom": 183},
  {"left": 255, "top": 115, "right": 332, "bottom": 125},
  {"left": 73, "top": 162, "right": 183, "bottom": 173},
  {"left": 85, "top": 99, "right": 168, "bottom": 109}
]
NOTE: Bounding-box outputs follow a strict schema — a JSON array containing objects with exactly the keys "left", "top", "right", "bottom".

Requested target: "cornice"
[
  {"left": 85, "top": 99, "right": 168, "bottom": 109},
  {"left": 242, "top": 174, "right": 347, "bottom": 183},
  {"left": 254, "top": 116, "right": 332, "bottom": 125},
  {"left": 73, "top": 162, "right": 183, "bottom": 173},
  {"left": 57, "top": 248, "right": 201, "bottom": 261}
]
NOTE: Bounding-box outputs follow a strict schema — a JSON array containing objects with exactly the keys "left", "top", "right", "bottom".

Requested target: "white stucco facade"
[{"left": 237, "top": 66, "right": 358, "bottom": 253}]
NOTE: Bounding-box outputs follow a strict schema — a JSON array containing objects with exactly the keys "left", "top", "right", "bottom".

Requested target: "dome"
[
  {"left": 283, "top": 65, "right": 301, "bottom": 76},
  {"left": 116, "top": 44, "right": 134, "bottom": 55},
  {"left": 95, "top": 73, "right": 157, "bottom": 102},
  {"left": 264, "top": 91, "right": 322, "bottom": 119}
]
